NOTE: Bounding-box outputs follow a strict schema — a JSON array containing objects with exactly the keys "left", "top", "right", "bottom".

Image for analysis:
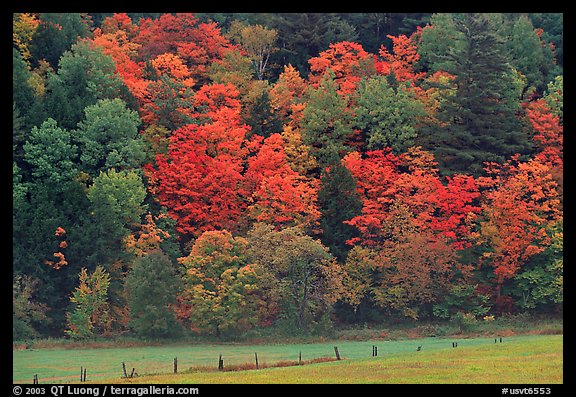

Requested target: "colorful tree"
[
  {"left": 343, "top": 147, "right": 480, "bottom": 249},
  {"left": 44, "top": 227, "right": 69, "bottom": 270},
  {"left": 149, "top": 84, "right": 253, "bottom": 238},
  {"left": 376, "top": 32, "right": 426, "bottom": 83},
  {"left": 177, "top": 230, "right": 264, "bottom": 337},
  {"left": 246, "top": 223, "right": 344, "bottom": 333},
  {"left": 65, "top": 266, "right": 112, "bottom": 339},
  {"left": 134, "top": 13, "right": 234, "bottom": 83},
  {"left": 228, "top": 21, "right": 278, "bottom": 80},
  {"left": 269, "top": 64, "right": 307, "bottom": 122},
  {"left": 369, "top": 203, "right": 467, "bottom": 319},
  {"left": 123, "top": 213, "right": 171, "bottom": 258},
  {"left": 280, "top": 125, "right": 318, "bottom": 175},
  {"left": 246, "top": 133, "right": 320, "bottom": 231},
  {"left": 525, "top": 98, "right": 563, "bottom": 170},
  {"left": 308, "top": 41, "right": 375, "bottom": 98},
  {"left": 13, "top": 13, "right": 40, "bottom": 63},
  {"left": 475, "top": 156, "right": 561, "bottom": 291},
  {"left": 90, "top": 16, "right": 146, "bottom": 101}
]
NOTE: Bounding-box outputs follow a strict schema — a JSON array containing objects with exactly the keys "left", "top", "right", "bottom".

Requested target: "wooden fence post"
[
  {"left": 254, "top": 352, "right": 259, "bottom": 369},
  {"left": 83, "top": 367, "right": 87, "bottom": 382},
  {"left": 334, "top": 346, "right": 341, "bottom": 360},
  {"left": 218, "top": 354, "right": 224, "bottom": 371},
  {"left": 174, "top": 357, "right": 178, "bottom": 374},
  {"left": 81, "top": 366, "right": 83, "bottom": 382},
  {"left": 122, "top": 362, "right": 128, "bottom": 378},
  {"left": 299, "top": 351, "right": 302, "bottom": 365}
]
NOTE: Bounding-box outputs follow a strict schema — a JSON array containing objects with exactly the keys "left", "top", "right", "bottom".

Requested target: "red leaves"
[
  {"left": 247, "top": 134, "right": 320, "bottom": 230},
  {"left": 377, "top": 33, "right": 426, "bottom": 83},
  {"left": 525, "top": 98, "right": 563, "bottom": 169},
  {"left": 150, "top": 87, "right": 320, "bottom": 239},
  {"left": 308, "top": 41, "right": 374, "bottom": 97},
  {"left": 343, "top": 148, "right": 480, "bottom": 249},
  {"left": 476, "top": 156, "right": 561, "bottom": 284}
]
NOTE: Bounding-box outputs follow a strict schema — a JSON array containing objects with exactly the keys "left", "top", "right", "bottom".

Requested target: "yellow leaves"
[
  {"left": 123, "top": 212, "right": 170, "bottom": 257},
  {"left": 13, "top": 13, "right": 40, "bottom": 62},
  {"left": 281, "top": 125, "right": 318, "bottom": 175}
]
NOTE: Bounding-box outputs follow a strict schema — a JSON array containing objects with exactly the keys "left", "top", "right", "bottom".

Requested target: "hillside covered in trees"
[{"left": 13, "top": 13, "right": 563, "bottom": 339}]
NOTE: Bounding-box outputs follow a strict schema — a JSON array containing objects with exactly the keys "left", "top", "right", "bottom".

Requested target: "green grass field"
[{"left": 13, "top": 334, "right": 562, "bottom": 384}]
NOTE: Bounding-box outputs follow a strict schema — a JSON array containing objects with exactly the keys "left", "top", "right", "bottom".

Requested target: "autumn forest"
[{"left": 12, "top": 13, "right": 563, "bottom": 340}]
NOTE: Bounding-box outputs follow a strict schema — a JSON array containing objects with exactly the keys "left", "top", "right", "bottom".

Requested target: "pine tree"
[
  {"left": 317, "top": 160, "right": 363, "bottom": 261},
  {"left": 423, "top": 13, "right": 532, "bottom": 176}
]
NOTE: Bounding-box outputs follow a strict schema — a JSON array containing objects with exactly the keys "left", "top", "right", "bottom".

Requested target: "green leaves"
[
  {"left": 87, "top": 169, "right": 147, "bottom": 231},
  {"left": 65, "top": 266, "right": 111, "bottom": 339},
  {"left": 178, "top": 231, "right": 264, "bottom": 337},
  {"left": 125, "top": 251, "right": 183, "bottom": 338},
  {"left": 44, "top": 40, "right": 126, "bottom": 130},
  {"left": 75, "top": 98, "right": 145, "bottom": 174},
  {"left": 301, "top": 71, "right": 354, "bottom": 167},
  {"left": 23, "top": 118, "right": 78, "bottom": 186},
  {"left": 354, "top": 76, "right": 426, "bottom": 153}
]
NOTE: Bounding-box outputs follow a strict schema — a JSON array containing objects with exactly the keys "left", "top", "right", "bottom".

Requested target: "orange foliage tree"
[
  {"left": 376, "top": 31, "right": 426, "bottom": 83},
  {"left": 343, "top": 147, "right": 480, "bottom": 249},
  {"left": 308, "top": 41, "right": 375, "bottom": 98},
  {"left": 475, "top": 156, "right": 562, "bottom": 299}
]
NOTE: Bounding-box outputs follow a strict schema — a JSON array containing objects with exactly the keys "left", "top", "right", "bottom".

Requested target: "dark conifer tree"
[
  {"left": 317, "top": 160, "right": 363, "bottom": 261},
  {"left": 423, "top": 13, "right": 532, "bottom": 176}
]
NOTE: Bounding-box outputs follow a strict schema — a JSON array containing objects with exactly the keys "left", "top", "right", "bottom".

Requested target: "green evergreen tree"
[
  {"left": 423, "top": 13, "right": 531, "bottom": 176},
  {"left": 418, "top": 13, "right": 464, "bottom": 73},
  {"left": 29, "top": 13, "right": 90, "bottom": 69},
  {"left": 13, "top": 48, "right": 36, "bottom": 123},
  {"left": 317, "top": 160, "right": 363, "bottom": 261},
  {"left": 43, "top": 41, "right": 126, "bottom": 130},
  {"left": 244, "top": 89, "right": 282, "bottom": 138},
  {"left": 125, "top": 251, "right": 183, "bottom": 338},
  {"left": 269, "top": 13, "right": 358, "bottom": 77}
]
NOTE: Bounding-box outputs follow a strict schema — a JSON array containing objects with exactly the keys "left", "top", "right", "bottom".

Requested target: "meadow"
[{"left": 12, "top": 334, "right": 562, "bottom": 384}]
